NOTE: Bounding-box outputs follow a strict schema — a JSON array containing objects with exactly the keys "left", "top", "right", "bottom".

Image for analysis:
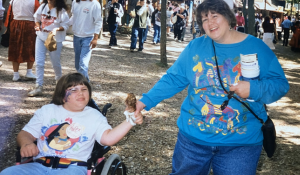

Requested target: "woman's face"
[
  {"left": 63, "top": 84, "right": 90, "bottom": 112},
  {"left": 201, "top": 11, "right": 231, "bottom": 43},
  {"left": 58, "top": 124, "right": 70, "bottom": 139}
]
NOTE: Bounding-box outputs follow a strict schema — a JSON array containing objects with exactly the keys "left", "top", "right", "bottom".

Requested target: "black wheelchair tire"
[{"left": 100, "top": 154, "right": 126, "bottom": 175}]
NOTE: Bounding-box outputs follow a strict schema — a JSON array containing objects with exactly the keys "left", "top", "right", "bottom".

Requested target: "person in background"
[
  {"left": 28, "top": 0, "right": 69, "bottom": 97},
  {"left": 173, "top": 3, "right": 179, "bottom": 12},
  {"left": 180, "top": 3, "right": 188, "bottom": 42},
  {"left": 281, "top": 16, "right": 292, "bottom": 46},
  {"left": 0, "top": 0, "right": 5, "bottom": 67},
  {"left": 262, "top": 16, "right": 276, "bottom": 50},
  {"left": 134, "top": 0, "right": 289, "bottom": 174},
  {"left": 143, "top": 0, "right": 154, "bottom": 43},
  {"left": 106, "top": 0, "right": 124, "bottom": 48},
  {"left": 4, "top": 0, "right": 39, "bottom": 81},
  {"left": 171, "top": 3, "right": 188, "bottom": 42},
  {"left": 236, "top": 11, "right": 245, "bottom": 33},
  {"left": 70, "top": 0, "right": 102, "bottom": 82},
  {"left": 166, "top": 6, "right": 173, "bottom": 37},
  {"left": 129, "top": 0, "right": 149, "bottom": 52},
  {"left": 289, "top": 21, "right": 300, "bottom": 52},
  {"left": 152, "top": 3, "right": 161, "bottom": 44},
  {"left": 0, "top": 72, "right": 143, "bottom": 175}
]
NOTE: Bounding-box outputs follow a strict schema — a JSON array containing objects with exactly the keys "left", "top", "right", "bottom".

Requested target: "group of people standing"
[{"left": 2, "top": 0, "right": 103, "bottom": 98}]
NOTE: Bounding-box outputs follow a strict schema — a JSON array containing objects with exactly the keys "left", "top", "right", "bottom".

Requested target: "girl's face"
[
  {"left": 201, "top": 11, "right": 231, "bottom": 44},
  {"left": 63, "top": 84, "right": 90, "bottom": 112}
]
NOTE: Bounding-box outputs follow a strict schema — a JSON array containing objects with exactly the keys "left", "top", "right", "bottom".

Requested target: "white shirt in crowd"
[
  {"left": 70, "top": 0, "right": 102, "bottom": 38},
  {"left": 0, "top": 0, "right": 5, "bottom": 20},
  {"left": 34, "top": 4, "right": 69, "bottom": 42},
  {"left": 11, "top": 0, "right": 36, "bottom": 21},
  {"left": 23, "top": 104, "right": 112, "bottom": 162}
]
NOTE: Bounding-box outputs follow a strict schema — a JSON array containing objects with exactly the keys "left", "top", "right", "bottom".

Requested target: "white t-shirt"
[
  {"left": 34, "top": 4, "right": 70, "bottom": 42},
  {"left": 71, "top": 0, "right": 103, "bottom": 38},
  {"left": 23, "top": 104, "right": 112, "bottom": 162},
  {"left": 0, "top": 0, "right": 5, "bottom": 20},
  {"left": 11, "top": 0, "right": 36, "bottom": 21}
]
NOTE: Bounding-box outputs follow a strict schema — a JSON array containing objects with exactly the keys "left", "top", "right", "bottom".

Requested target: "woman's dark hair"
[
  {"left": 46, "top": 122, "right": 70, "bottom": 144},
  {"left": 42, "top": 0, "right": 68, "bottom": 16},
  {"left": 262, "top": 16, "right": 270, "bottom": 28},
  {"left": 169, "top": 7, "right": 172, "bottom": 11},
  {"left": 52, "top": 73, "right": 92, "bottom": 105},
  {"left": 196, "top": 0, "right": 236, "bottom": 34}
]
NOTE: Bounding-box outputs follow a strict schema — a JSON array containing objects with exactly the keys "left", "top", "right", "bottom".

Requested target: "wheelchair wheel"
[{"left": 100, "top": 154, "right": 126, "bottom": 175}]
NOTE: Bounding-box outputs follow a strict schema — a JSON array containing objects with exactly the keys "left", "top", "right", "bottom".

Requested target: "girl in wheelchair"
[{"left": 0, "top": 72, "right": 143, "bottom": 175}]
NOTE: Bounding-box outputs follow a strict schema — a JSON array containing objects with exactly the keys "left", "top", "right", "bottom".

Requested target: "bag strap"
[
  {"left": 6, "top": 0, "right": 14, "bottom": 30},
  {"left": 211, "top": 40, "right": 265, "bottom": 125}
]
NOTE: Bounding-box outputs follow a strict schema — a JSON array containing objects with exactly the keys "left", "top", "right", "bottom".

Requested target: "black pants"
[
  {"left": 174, "top": 26, "right": 183, "bottom": 40},
  {"left": 109, "top": 23, "right": 118, "bottom": 45},
  {"left": 283, "top": 28, "right": 290, "bottom": 46}
]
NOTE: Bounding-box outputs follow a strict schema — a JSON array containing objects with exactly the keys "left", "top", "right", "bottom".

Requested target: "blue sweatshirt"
[{"left": 140, "top": 35, "right": 289, "bottom": 146}]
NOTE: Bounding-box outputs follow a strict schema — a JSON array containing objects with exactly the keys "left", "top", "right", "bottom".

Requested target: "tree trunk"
[
  {"left": 159, "top": 0, "right": 168, "bottom": 67},
  {"left": 248, "top": 0, "right": 255, "bottom": 36}
]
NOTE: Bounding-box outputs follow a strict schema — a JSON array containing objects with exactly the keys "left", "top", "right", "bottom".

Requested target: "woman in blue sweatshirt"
[{"left": 135, "top": 0, "right": 289, "bottom": 174}]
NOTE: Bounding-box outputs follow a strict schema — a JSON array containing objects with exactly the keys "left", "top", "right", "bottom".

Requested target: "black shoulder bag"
[{"left": 212, "top": 40, "right": 276, "bottom": 158}]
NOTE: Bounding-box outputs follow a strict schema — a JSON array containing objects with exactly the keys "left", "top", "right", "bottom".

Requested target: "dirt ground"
[{"left": 0, "top": 29, "right": 299, "bottom": 175}]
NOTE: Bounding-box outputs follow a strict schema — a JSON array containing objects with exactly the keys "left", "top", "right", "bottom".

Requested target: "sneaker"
[
  {"left": 174, "top": 38, "right": 178, "bottom": 41},
  {"left": 130, "top": 49, "right": 134, "bottom": 52},
  {"left": 28, "top": 85, "right": 43, "bottom": 97},
  {"left": 25, "top": 72, "right": 37, "bottom": 81},
  {"left": 153, "top": 42, "right": 156, "bottom": 45},
  {"left": 178, "top": 40, "right": 182, "bottom": 43},
  {"left": 12, "top": 74, "right": 20, "bottom": 81},
  {"left": 138, "top": 48, "right": 143, "bottom": 51}
]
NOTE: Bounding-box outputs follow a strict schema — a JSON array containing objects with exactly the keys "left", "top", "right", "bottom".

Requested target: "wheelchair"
[{"left": 15, "top": 102, "right": 127, "bottom": 175}]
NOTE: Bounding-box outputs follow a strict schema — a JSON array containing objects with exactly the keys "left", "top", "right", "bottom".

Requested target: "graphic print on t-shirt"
[
  {"left": 83, "top": 7, "right": 89, "bottom": 14},
  {"left": 41, "top": 14, "right": 57, "bottom": 31},
  {"left": 188, "top": 54, "right": 248, "bottom": 136},
  {"left": 40, "top": 117, "right": 88, "bottom": 155}
]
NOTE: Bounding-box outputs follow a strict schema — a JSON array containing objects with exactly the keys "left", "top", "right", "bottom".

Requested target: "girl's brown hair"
[{"left": 52, "top": 73, "right": 92, "bottom": 105}]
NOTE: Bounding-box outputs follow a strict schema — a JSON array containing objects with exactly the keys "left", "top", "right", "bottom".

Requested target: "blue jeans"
[
  {"left": 171, "top": 131, "right": 262, "bottom": 175},
  {"left": 130, "top": 27, "right": 146, "bottom": 50},
  {"left": 143, "top": 25, "right": 149, "bottom": 41},
  {"left": 109, "top": 23, "right": 118, "bottom": 45},
  {"left": 153, "top": 24, "right": 161, "bottom": 43},
  {"left": 73, "top": 35, "right": 93, "bottom": 82},
  {"left": 0, "top": 162, "right": 87, "bottom": 175}
]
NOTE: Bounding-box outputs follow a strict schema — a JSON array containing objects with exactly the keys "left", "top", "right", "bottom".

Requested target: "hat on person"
[{"left": 180, "top": 3, "right": 185, "bottom": 8}]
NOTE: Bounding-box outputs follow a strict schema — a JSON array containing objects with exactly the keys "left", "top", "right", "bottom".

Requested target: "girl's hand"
[
  {"left": 34, "top": 26, "right": 40, "bottom": 31},
  {"left": 20, "top": 142, "right": 39, "bottom": 158},
  {"left": 229, "top": 81, "right": 250, "bottom": 99}
]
